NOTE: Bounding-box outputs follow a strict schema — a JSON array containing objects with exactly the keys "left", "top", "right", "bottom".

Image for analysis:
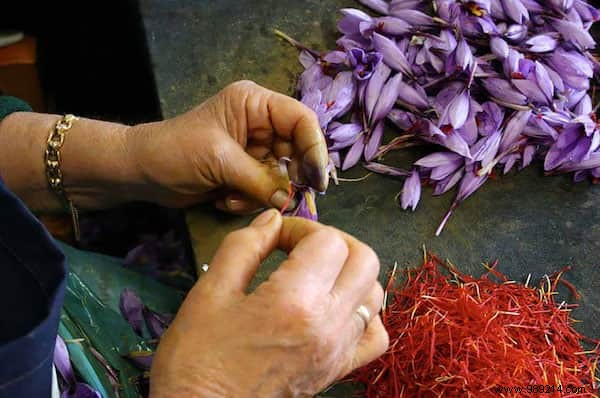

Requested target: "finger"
[
  {"left": 273, "top": 137, "right": 293, "bottom": 159},
  {"left": 243, "top": 84, "right": 329, "bottom": 192},
  {"left": 246, "top": 145, "right": 271, "bottom": 160},
  {"left": 331, "top": 239, "right": 380, "bottom": 312},
  {"left": 266, "top": 227, "right": 349, "bottom": 297},
  {"left": 215, "top": 192, "right": 265, "bottom": 215},
  {"left": 350, "top": 316, "right": 389, "bottom": 370},
  {"left": 202, "top": 209, "right": 282, "bottom": 295},
  {"left": 223, "top": 142, "right": 297, "bottom": 210},
  {"left": 349, "top": 283, "right": 384, "bottom": 343}
]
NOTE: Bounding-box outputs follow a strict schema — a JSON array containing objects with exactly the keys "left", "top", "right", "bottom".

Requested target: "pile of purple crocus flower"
[{"left": 283, "top": 0, "right": 600, "bottom": 234}]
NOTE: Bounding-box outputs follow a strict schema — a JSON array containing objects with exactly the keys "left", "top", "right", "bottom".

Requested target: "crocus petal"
[
  {"left": 299, "top": 50, "right": 316, "bottom": 69},
  {"left": 433, "top": 168, "right": 464, "bottom": 195},
  {"left": 363, "top": 162, "right": 411, "bottom": 177},
  {"left": 512, "top": 79, "right": 549, "bottom": 104},
  {"left": 330, "top": 151, "right": 341, "bottom": 168},
  {"left": 482, "top": 78, "right": 528, "bottom": 105},
  {"left": 342, "top": 136, "right": 365, "bottom": 171},
  {"left": 415, "top": 152, "right": 463, "bottom": 168},
  {"left": 389, "top": 0, "right": 424, "bottom": 12},
  {"left": 364, "top": 121, "right": 384, "bottom": 161},
  {"left": 504, "top": 24, "right": 528, "bottom": 42},
  {"left": 143, "top": 308, "right": 174, "bottom": 339},
  {"left": 338, "top": 8, "right": 373, "bottom": 35},
  {"left": 373, "top": 17, "right": 412, "bottom": 35},
  {"left": 490, "top": 36, "right": 510, "bottom": 59},
  {"left": 63, "top": 383, "right": 102, "bottom": 398},
  {"left": 119, "top": 289, "right": 145, "bottom": 336},
  {"left": 502, "top": 0, "right": 529, "bottom": 23},
  {"left": 390, "top": 9, "right": 433, "bottom": 25},
  {"left": 371, "top": 73, "right": 404, "bottom": 124},
  {"left": 54, "top": 336, "right": 77, "bottom": 387},
  {"left": 522, "top": 145, "right": 536, "bottom": 168},
  {"left": 387, "top": 109, "right": 416, "bottom": 130},
  {"left": 127, "top": 351, "right": 154, "bottom": 371},
  {"left": 455, "top": 39, "right": 474, "bottom": 71},
  {"left": 401, "top": 169, "right": 422, "bottom": 211},
  {"left": 329, "top": 122, "right": 363, "bottom": 141},
  {"left": 474, "top": 130, "right": 502, "bottom": 168},
  {"left": 574, "top": 95, "right": 593, "bottom": 115},
  {"left": 552, "top": 18, "right": 596, "bottom": 49},
  {"left": 365, "top": 61, "right": 392, "bottom": 120},
  {"left": 358, "top": 0, "right": 390, "bottom": 14},
  {"left": 499, "top": 110, "right": 532, "bottom": 152},
  {"left": 457, "top": 166, "right": 489, "bottom": 202},
  {"left": 372, "top": 33, "right": 412, "bottom": 76},
  {"left": 397, "top": 80, "right": 429, "bottom": 109},
  {"left": 525, "top": 35, "right": 558, "bottom": 52},
  {"left": 534, "top": 61, "right": 554, "bottom": 102},
  {"left": 443, "top": 90, "right": 470, "bottom": 129}
]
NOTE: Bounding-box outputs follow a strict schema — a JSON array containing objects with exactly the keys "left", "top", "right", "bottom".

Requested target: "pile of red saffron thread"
[{"left": 352, "top": 254, "right": 600, "bottom": 397}]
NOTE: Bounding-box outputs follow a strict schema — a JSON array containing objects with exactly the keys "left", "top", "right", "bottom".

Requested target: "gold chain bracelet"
[{"left": 45, "top": 114, "right": 81, "bottom": 241}]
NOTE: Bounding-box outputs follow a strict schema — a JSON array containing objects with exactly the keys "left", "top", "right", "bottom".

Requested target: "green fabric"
[
  {"left": 55, "top": 241, "right": 184, "bottom": 398},
  {"left": 0, "top": 95, "right": 32, "bottom": 120}
]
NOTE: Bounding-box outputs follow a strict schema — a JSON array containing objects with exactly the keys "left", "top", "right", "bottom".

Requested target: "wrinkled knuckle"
[{"left": 229, "top": 80, "right": 257, "bottom": 92}]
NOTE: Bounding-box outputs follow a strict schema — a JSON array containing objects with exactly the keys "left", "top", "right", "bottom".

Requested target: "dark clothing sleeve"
[{"left": 0, "top": 99, "right": 66, "bottom": 397}]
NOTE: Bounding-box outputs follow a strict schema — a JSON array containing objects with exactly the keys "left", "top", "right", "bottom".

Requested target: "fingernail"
[
  {"left": 303, "top": 147, "right": 329, "bottom": 192},
  {"left": 226, "top": 199, "right": 246, "bottom": 212},
  {"left": 270, "top": 189, "right": 297, "bottom": 210},
  {"left": 251, "top": 209, "right": 277, "bottom": 226}
]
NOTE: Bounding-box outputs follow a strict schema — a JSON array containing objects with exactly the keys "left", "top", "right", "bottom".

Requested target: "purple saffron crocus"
[
  {"left": 290, "top": 188, "right": 319, "bottom": 220},
  {"left": 501, "top": 0, "right": 529, "bottom": 24},
  {"left": 348, "top": 48, "right": 383, "bottom": 80},
  {"left": 439, "top": 88, "right": 471, "bottom": 129},
  {"left": 372, "top": 32, "right": 413, "bottom": 76},
  {"left": 54, "top": 336, "right": 102, "bottom": 398},
  {"left": 119, "top": 288, "right": 145, "bottom": 336},
  {"left": 338, "top": 8, "right": 373, "bottom": 35},
  {"left": 525, "top": 35, "right": 558, "bottom": 53},
  {"left": 358, "top": 0, "right": 390, "bottom": 15},
  {"left": 401, "top": 169, "right": 422, "bottom": 211},
  {"left": 143, "top": 307, "right": 174, "bottom": 339},
  {"left": 365, "top": 121, "right": 385, "bottom": 161},
  {"left": 365, "top": 61, "right": 392, "bottom": 120}
]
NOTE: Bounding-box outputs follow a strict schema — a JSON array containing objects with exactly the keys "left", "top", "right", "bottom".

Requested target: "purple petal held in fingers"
[
  {"left": 338, "top": 8, "right": 373, "bottom": 35},
  {"left": 482, "top": 78, "right": 528, "bottom": 106},
  {"left": 358, "top": 0, "right": 390, "bottom": 14},
  {"left": 365, "top": 121, "right": 385, "bottom": 161},
  {"left": 552, "top": 18, "right": 596, "bottom": 49},
  {"left": 401, "top": 169, "right": 422, "bottom": 211},
  {"left": 525, "top": 35, "right": 558, "bottom": 53},
  {"left": 363, "top": 162, "right": 411, "bottom": 177},
  {"left": 365, "top": 61, "right": 392, "bottom": 120},
  {"left": 501, "top": 0, "right": 529, "bottom": 23},
  {"left": 372, "top": 33, "right": 413, "bottom": 76},
  {"left": 371, "top": 73, "right": 404, "bottom": 125},
  {"left": 390, "top": 9, "right": 434, "bottom": 25},
  {"left": 119, "top": 288, "right": 145, "bottom": 336},
  {"left": 342, "top": 136, "right": 366, "bottom": 171},
  {"left": 292, "top": 189, "right": 319, "bottom": 221},
  {"left": 490, "top": 36, "right": 510, "bottom": 59},
  {"left": 415, "top": 152, "right": 463, "bottom": 168},
  {"left": 328, "top": 122, "right": 363, "bottom": 142}
]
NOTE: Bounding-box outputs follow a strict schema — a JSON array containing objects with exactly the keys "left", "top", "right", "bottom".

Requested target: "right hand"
[{"left": 150, "top": 209, "right": 389, "bottom": 397}]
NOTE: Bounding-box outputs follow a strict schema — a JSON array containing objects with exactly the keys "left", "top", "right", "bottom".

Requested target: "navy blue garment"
[{"left": 0, "top": 176, "right": 66, "bottom": 397}]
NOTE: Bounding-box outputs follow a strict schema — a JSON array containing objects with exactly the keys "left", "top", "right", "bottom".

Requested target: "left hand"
[{"left": 126, "top": 80, "right": 329, "bottom": 212}]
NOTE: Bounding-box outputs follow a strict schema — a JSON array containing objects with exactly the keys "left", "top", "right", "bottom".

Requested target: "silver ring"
[{"left": 355, "top": 305, "right": 370, "bottom": 330}]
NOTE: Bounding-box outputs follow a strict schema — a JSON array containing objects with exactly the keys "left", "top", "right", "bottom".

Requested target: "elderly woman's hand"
[
  {"left": 127, "top": 80, "right": 329, "bottom": 212},
  {"left": 0, "top": 81, "right": 327, "bottom": 213},
  {"left": 150, "top": 210, "right": 389, "bottom": 397}
]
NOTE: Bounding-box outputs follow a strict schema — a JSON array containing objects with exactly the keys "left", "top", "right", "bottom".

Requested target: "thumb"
[
  {"left": 202, "top": 209, "right": 282, "bottom": 295},
  {"left": 223, "top": 144, "right": 297, "bottom": 210}
]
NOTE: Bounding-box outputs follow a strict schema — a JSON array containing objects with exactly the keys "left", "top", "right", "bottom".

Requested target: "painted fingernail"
[
  {"left": 251, "top": 209, "right": 277, "bottom": 226},
  {"left": 270, "top": 189, "right": 297, "bottom": 210}
]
